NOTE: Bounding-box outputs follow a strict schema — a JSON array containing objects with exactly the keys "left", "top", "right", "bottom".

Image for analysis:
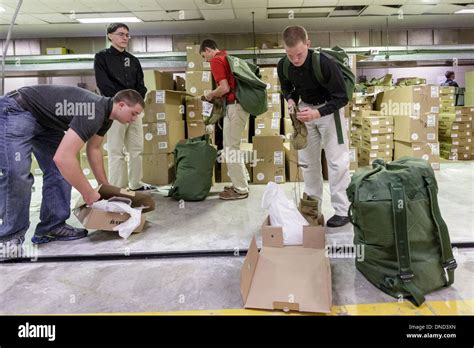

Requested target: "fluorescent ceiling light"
[
  {"left": 76, "top": 17, "right": 143, "bottom": 24},
  {"left": 455, "top": 9, "right": 474, "bottom": 14},
  {"left": 0, "top": 6, "right": 6, "bottom": 12}
]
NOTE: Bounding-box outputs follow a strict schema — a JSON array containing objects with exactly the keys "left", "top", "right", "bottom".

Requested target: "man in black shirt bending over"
[
  {"left": 0, "top": 86, "right": 144, "bottom": 250},
  {"left": 277, "top": 26, "right": 351, "bottom": 228}
]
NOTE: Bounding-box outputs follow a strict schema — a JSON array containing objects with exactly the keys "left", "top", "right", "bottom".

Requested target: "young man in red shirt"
[{"left": 200, "top": 40, "right": 249, "bottom": 200}]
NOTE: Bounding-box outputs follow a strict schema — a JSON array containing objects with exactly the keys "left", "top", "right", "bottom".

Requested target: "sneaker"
[
  {"left": 219, "top": 188, "right": 248, "bottom": 200},
  {"left": 0, "top": 236, "right": 25, "bottom": 259},
  {"left": 31, "top": 224, "right": 88, "bottom": 244},
  {"left": 326, "top": 215, "right": 351, "bottom": 228},
  {"left": 131, "top": 184, "right": 156, "bottom": 191},
  {"left": 224, "top": 185, "right": 234, "bottom": 191}
]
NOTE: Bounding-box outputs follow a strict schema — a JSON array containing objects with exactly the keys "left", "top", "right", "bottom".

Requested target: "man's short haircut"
[
  {"left": 445, "top": 70, "right": 455, "bottom": 79},
  {"left": 199, "top": 39, "right": 218, "bottom": 53},
  {"left": 283, "top": 25, "right": 309, "bottom": 47},
  {"left": 112, "top": 89, "right": 144, "bottom": 109},
  {"left": 106, "top": 23, "right": 129, "bottom": 41}
]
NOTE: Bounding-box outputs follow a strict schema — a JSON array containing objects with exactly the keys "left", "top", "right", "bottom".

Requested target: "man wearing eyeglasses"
[{"left": 94, "top": 23, "right": 152, "bottom": 191}]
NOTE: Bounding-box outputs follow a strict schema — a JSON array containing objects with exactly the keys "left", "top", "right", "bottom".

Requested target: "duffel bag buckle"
[
  {"left": 399, "top": 272, "right": 414, "bottom": 282},
  {"left": 443, "top": 259, "right": 457, "bottom": 271}
]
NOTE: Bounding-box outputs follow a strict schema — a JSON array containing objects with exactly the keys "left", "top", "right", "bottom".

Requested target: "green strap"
[
  {"left": 423, "top": 176, "right": 457, "bottom": 286},
  {"left": 390, "top": 183, "right": 426, "bottom": 306}
]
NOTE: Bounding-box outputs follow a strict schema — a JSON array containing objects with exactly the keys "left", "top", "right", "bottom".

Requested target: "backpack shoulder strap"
[
  {"left": 282, "top": 56, "right": 290, "bottom": 81},
  {"left": 311, "top": 49, "right": 325, "bottom": 84}
]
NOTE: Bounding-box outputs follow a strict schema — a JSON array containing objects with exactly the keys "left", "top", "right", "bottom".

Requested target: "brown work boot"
[
  {"left": 299, "top": 193, "right": 322, "bottom": 226},
  {"left": 289, "top": 105, "right": 308, "bottom": 150},
  {"left": 219, "top": 188, "right": 248, "bottom": 200}
]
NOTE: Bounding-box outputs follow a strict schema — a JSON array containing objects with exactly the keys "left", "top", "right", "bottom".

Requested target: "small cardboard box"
[
  {"left": 440, "top": 150, "right": 471, "bottom": 161},
  {"left": 259, "top": 109, "right": 282, "bottom": 119},
  {"left": 362, "top": 115, "right": 394, "bottom": 127},
  {"left": 362, "top": 133, "right": 394, "bottom": 145},
  {"left": 440, "top": 142, "right": 471, "bottom": 154},
  {"left": 394, "top": 141, "right": 440, "bottom": 170},
  {"left": 439, "top": 120, "right": 471, "bottom": 131},
  {"left": 361, "top": 140, "right": 393, "bottom": 151},
  {"left": 187, "top": 121, "right": 215, "bottom": 141},
  {"left": 439, "top": 136, "right": 472, "bottom": 146},
  {"left": 46, "top": 47, "right": 68, "bottom": 55},
  {"left": 185, "top": 71, "right": 213, "bottom": 97},
  {"left": 254, "top": 117, "right": 281, "bottom": 136},
  {"left": 73, "top": 184, "right": 155, "bottom": 233},
  {"left": 360, "top": 147, "right": 393, "bottom": 160},
  {"left": 350, "top": 137, "right": 362, "bottom": 148},
  {"left": 283, "top": 118, "right": 294, "bottom": 140},
  {"left": 142, "top": 121, "right": 185, "bottom": 154},
  {"left": 186, "top": 45, "right": 211, "bottom": 71},
  {"left": 144, "top": 90, "right": 187, "bottom": 123},
  {"left": 440, "top": 86, "right": 456, "bottom": 95},
  {"left": 143, "top": 70, "right": 174, "bottom": 91},
  {"left": 379, "top": 85, "right": 440, "bottom": 116},
  {"left": 361, "top": 123, "right": 394, "bottom": 135},
  {"left": 142, "top": 153, "right": 175, "bottom": 185},
  {"left": 351, "top": 124, "right": 362, "bottom": 138},
  {"left": 439, "top": 113, "right": 473, "bottom": 123},
  {"left": 440, "top": 94, "right": 455, "bottom": 101},
  {"left": 455, "top": 106, "right": 474, "bottom": 115},
  {"left": 240, "top": 218, "right": 331, "bottom": 314},
  {"left": 252, "top": 136, "right": 285, "bottom": 184},
  {"left": 438, "top": 128, "right": 471, "bottom": 139},
  {"left": 185, "top": 96, "right": 208, "bottom": 121},
  {"left": 283, "top": 142, "right": 304, "bottom": 182},
  {"left": 394, "top": 114, "right": 437, "bottom": 143}
]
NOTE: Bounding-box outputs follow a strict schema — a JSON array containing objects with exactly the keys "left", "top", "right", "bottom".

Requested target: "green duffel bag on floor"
[
  {"left": 347, "top": 157, "right": 457, "bottom": 306},
  {"left": 168, "top": 135, "right": 217, "bottom": 201}
]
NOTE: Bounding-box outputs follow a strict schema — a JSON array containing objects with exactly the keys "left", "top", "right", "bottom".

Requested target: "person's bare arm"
[
  {"left": 53, "top": 129, "right": 100, "bottom": 206},
  {"left": 205, "top": 79, "right": 230, "bottom": 101},
  {"left": 86, "top": 135, "right": 109, "bottom": 185}
]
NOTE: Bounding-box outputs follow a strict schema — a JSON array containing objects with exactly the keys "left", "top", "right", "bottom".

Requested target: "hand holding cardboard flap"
[{"left": 261, "top": 182, "right": 309, "bottom": 246}]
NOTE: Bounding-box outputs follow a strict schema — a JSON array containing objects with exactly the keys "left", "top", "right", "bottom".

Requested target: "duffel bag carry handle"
[
  {"left": 390, "top": 183, "right": 426, "bottom": 306},
  {"left": 423, "top": 176, "right": 457, "bottom": 286}
]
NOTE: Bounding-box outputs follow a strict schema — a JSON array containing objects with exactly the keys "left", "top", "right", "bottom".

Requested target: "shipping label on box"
[{"left": 185, "top": 71, "right": 214, "bottom": 96}]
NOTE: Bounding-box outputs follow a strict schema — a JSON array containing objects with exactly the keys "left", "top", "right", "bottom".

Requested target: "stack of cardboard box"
[
  {"left": 439, "top": 106, "right": 473, "bottom": 161},
  {"left": 185, "top": 96, "right": 216, "bottom": 142},
  {"left": 255, "top": 68, "right": 282, "bottom": 137},
  {"left": 142, "top": 74, "right": 186, "bottom": 184},
  {"left": 378, "top": 85, "right": 440, "bottom": 170},
  {"left": 185, "top": 45, "right": 213, "bottom": 98},
  {"left": 465, "top": 71, "right": 474, "bottom": 107},
  {"left": 252, "top": 136, "right": 286, "bottom": 184},
  {"left": 350, "top": 93, "right": 375, "bottom": 166}
]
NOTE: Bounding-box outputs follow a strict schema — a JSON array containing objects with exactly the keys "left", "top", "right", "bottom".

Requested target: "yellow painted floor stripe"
[{"left": 21, "top": 299, "right": 474, "bottom": 316}]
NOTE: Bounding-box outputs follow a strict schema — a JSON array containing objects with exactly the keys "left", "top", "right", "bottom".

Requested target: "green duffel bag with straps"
[
  {"left": 347, "top": 157, "right": 457, "bottom": 306},
  {"left": 168, "top": 135, "right": 217, "bottom": 201}
]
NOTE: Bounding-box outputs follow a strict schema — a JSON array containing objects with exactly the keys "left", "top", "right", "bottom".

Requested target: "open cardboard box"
[
  {"left": 240, "top": 217, "right": 332, "bottom": 314},
  {"left": 73, "top": 184, "right": 155, "bottom": 233}
]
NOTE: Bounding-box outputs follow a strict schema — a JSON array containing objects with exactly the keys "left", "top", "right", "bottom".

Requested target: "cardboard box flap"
[
  {"left": 74, "top": 184, "right": 155, "bottom": 213},
  {"left": 261, "top": 217, "right": 284, "bottom": 248},
  {"left": 303, "top": 223, "right": 326, "bottom": 249},
  {"left": 240, "top": 236, "right": 259, "bottom": 304}
]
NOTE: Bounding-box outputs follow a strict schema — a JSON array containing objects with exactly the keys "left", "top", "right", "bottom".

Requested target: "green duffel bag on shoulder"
[
  {"left": 347, "top": 157, "right": 457, "bottom": 306},
  {"left": 168, "top": 135, "right": 217, "bottom": 201}
]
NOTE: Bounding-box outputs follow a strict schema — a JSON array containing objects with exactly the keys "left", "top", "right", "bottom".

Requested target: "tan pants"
[
  {"left": 298, "top": 103, "right": 351, "bottom": 216},
  {"left": 107, "top": 117, "right": 144, "bottom": 190},
  {"left": 223, "top": 103, "right": 250, "bottom": 194}
]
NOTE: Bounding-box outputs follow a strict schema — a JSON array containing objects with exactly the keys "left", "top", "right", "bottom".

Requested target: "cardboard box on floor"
[
  {"left": 143, "top": 70, "right": 174, "bottom": 91},
  {"left": 73, "top": 184, "right": 155, "bottom": 233},
  {"left": 240, "top": 217, "right": 331, "bottom": 314},
  {"left": 142, "top": 153, "right": 175, "bottom": 185},
  {"left": 283, "top": 142, "right": 303, "bottom": 182},
  {"left": 377, "top": 85, "right": 440, "bottom": 116},
  {"left": 144, "top": 90, "right": 187, "bottom": 123},
  {"left": 252, "top": 136, "right": 286, "bottom": 184},
  {"left": 440, "top": 151, "right": 471, "bottom": 161},
  {"left": 394, "top": 141, "right": 440, "bottom": 170},
  {"left": 187, "top": 121, "right": 215, "bottom": 142},
  {"left": 440, "top": 142, "right": 471, "bottom": 154},
  {"left": 394, "top": 114, "right": 438, "bottom": 143},
  {"left": 142, "top": 121, "right": 185, "bottom": 154},
  {"left": 185, "top": 71, "right": 213, "bottom": 97},
  {"left": 186, "top": 45, "right": 211, "bottom": 71}
]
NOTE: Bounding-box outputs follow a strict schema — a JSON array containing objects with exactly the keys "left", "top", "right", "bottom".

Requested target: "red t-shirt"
[{"left": 209, "top": 50, "right": 236, "bottom": 103}]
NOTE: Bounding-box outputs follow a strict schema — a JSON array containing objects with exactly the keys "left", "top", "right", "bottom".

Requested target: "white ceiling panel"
[
  {"left": 194, "top": 0, "right": 233, "bottom": 10},
  {"left": 303, "top": 0, "right": 339, "bottom": 6},
  {"left": 400, "top": 4, "right": 436, "bottom": 14},
  {"left": 361, "top": 4, "right": 399, "bottom": 15},
  {"left": 201, "top": 9, "right": 235, "bottom": 20},
  {"left": 78, "top": 0, "right": 130, "bottom": 12},
  {"left": 2, "top": 0, "right": 57, "bottom": 14},
  {"left": 231, "top": 0, "right": 267, "bottom": 8},
  {"left": 12, "top": 14, "right": 47, "bottom": 24},
  {"left": 118, "top": 0, "right": 164, "bottom": 12},
  {"left": 337, "top": 0, "right": 373, "bottom": 5},
  {"left": 268, "top": 0, "right": 303, "bottom": 7},
  {"left": 233, "top": 8, "right": 267, "bottom": 19},
  {"left": 167, "top": 9, "right": 203, "bottom": 20},
  {"left": 299, "top": 7, "right": 336, "bottom": 13},
  {"left": 426, "top": 4, "right": 465, "bottom": 13},
  {"left": 41, "top": 0, "right": 94, "bottom": 13},
  {"left": 31, "top": 13, "right": 78, "bottom": 23},
  {"left": 133, "top": 11, "right": 173, "bottom": 21},
  {"left": 372, "top": 0, "right": 407, "bottom": 4},
  {"left": 156, "top": 0, "right": 199, "bottom": 10},
  {"left": 405, "top": 0, "right": 439, "bottom": 4}
]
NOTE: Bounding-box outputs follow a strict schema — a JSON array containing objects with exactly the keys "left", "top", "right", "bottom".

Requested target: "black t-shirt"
[{"left": 18, "top": 85, "right": 113, "bottom": 142}]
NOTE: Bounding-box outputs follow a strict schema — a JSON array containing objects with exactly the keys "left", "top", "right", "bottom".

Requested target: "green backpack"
[
  {"left": 226, "top": 55, "right": 268, "bottom": 116},
  {"left": 282, "top": 46, "right": 355, "bottom": 144},
  {"left": 168, "top": 135, "right": 217, "bottom": 201},
  {"left": 347, "top": 157, "right": 457, "bottom": 306}
]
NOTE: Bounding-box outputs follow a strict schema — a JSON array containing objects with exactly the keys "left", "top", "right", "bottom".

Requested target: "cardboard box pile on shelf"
[
  {"left": 142, "top": 121, "right": 185, "bottom": 155},
  {"left": 283, "top": 142, "right": 304, "bottom": 182},
  {"left": 357, "top": 111, "right": 394, "bottom": 165},
  {"left": 240, "top": 217, "right": 331, "bottom": 314},
  {"left": 465, "top": 71, "right": 474, "bottom": 107},
  {"left": 439, "top": 106, "right": 474, "bottom": 161},
  {"left": 259, "top": 67, "right": 281, "bottom": 94},
  {"left": 186, "top": 45, "right": 211, "bottom": 72},
  {"left": 73, "top": 184, "right": 155, "bottom": 234},
  {"left": 185, "top": 70, "right": 213, "bottom": 97},
  {"left": 252, "top": 136, "right": 285, "bottom": 184},
  {"left": 259, "top": 92, "right": 283, "bottom": 119}
]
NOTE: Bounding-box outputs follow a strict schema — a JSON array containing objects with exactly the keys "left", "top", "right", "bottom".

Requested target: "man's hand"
[
  {"left": 287, "top": 99, "right": 296, "bottom": 112},
  {"left": 204, "top": 91, "right": 214, "bottom": 102},
  {"left": 297, "top": 107, "right": 321, "bottom": 123},
  {"left": 84, "top": 190, "right": 101, "bottom": 206}
]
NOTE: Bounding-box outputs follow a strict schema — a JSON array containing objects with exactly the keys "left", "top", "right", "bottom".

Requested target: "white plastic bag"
[
  {"left": 92, "top": 197, "right": 143, "bottom": 239},
  {"left": 261, "top": 182, "right": 309, "bottom": 246}
]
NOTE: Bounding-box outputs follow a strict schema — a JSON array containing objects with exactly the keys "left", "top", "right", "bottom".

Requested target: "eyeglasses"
[{"left": 112, "top": 32, "right": 131, "bottom": 39}]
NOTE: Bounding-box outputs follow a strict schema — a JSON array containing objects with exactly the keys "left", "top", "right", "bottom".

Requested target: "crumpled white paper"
[{"left": 92, "top": 197, "right": 143, "bottom": 239}]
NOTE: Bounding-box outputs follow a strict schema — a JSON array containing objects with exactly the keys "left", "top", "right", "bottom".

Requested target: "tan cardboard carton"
[
  {"left": 143, "top": 90, "right": 187, "bottom": 123},
  {"left": 185, "top": 70, "right": 213, "bottom": 97},
  {"left": 254, "top": 117, "right": 281, "bottom": 136},
  {"left": 440, "top": 86, "right": 456, "bottom": 95},
  {"left": 349, "top": 147, "right": 358, "bottom": 171},
  {"left": 283, "top": 142, "right": 304, "bottom": 182},
  {"left": 362, "top": 133, "right": 394, "bottom": 145},
  {"left": 186, "top": 45, "right": 211, "bottom": 71},
  {"left": 252, "top": 136, "right": 285, "bottom": 184},
  {"left": 187, "top": 121, "right": 215, "bottom": 141},
  {"left": 361, "top": 140, "right": 393, "bottom": 151},
  {"left": 439, "top": 113, "right": 473, "bottom": 123},
  {"left": 455, "top": 106, "right": 474, "bottom": 115},
  {"left": 73, "top": 184, "right": 155, "bottom": 233},
  {"left": 362, "top": 123, "right": 394, "bottom": 135},
  {"left": 241, "top": 218, "right": 331, "bottom": 314},
  {"left": 142, "top": 153, "right": 175, "bottom": 185},
  {"left": 350, "top": 137, "right": 362, "bottom": 148},
  {"left": 362, "top": 115, "right": 394, "bottom": 127},
  {"left": 379, "top": 85, "right": 440, "bottom": 116},
  {"left": 438, "top": 128, "right": 471, "bottom": 139},
  {"left": 440, "top": 142, "right": 471, "bottom": 154},
  {"left": 394, "top": 141, "right": 440, "bottom": 170},
  {"left": 440, "top": 150, "right": 471, "bottom": 161},
  {"left": 142, "top": 121, "right": 185, "bottom": 154},
  {"left": 439, "top": 136, "right": 472, "bottom": 146},
  {"left": 80, "top": 153, "right": 108, "bottom": 180},
  {"left": 283, "top": 118, "right": 294, "bottom": 140},
  {"left": 175, "top": 75, "right": 186, "bottom": 91},
  {"left": 394, "top": 114, "right": 438, "bottom": 143},
  {"left": 143, "top": 70, "right": 174, "bottom": 91},
  {"left": 439, "top": 120, "right": 471, "bottom": 131}
]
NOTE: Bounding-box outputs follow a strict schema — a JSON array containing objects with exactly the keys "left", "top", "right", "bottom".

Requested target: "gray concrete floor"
[{"left": 0, "top": 161, "right": 473, "bottom": 314}]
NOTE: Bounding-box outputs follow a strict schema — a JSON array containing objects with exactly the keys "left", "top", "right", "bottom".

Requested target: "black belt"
[{"left": 5, "top": 90, "right": 30, "bottom": 112}]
